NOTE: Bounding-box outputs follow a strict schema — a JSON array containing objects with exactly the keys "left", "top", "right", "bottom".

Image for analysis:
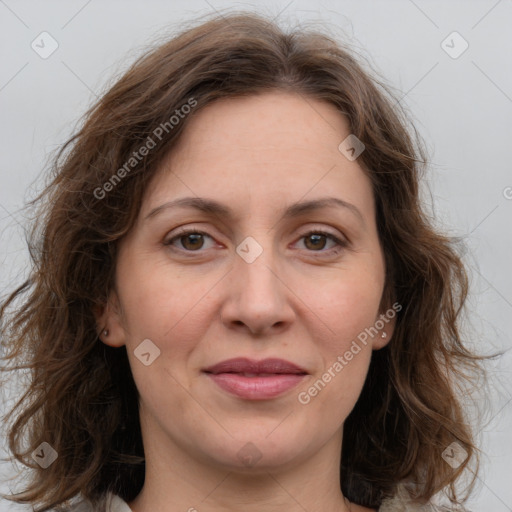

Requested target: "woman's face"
[{"left": 100, "top": 91, "right": 393, "bottom": 473}]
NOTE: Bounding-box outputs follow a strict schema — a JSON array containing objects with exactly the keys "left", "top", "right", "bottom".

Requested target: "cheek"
[
  {"left": 115, "top": 256, "right": 222, "bottom": 406},
  {"left": 298, "top": 265, "right": 383, "bottom": 410},
  {"left": 310, "top": 267, "right": 384, "bottom": 349},
  {"left": 115, "top": 260, "right": 210, "bottom": 413},
  {"left": 299, "top": 280, "right": 379, "bottom": 421},
  {"left": 116, "top": 253, "right": 210, "bottom": 343}
]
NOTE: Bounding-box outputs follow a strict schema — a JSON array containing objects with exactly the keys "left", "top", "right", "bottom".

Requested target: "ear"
[
  {"left": 372, "top": 287, "right": 400, "bottom": 350},
  {"left": 93, "top": 290, "right": 127, "bottom": 348},
  {"left": 372, "top": 305, "right": 397, "bottom": 350}
]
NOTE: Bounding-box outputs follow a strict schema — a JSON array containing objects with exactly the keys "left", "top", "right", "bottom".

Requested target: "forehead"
[
  {"left": 170, "top": 90, "right": 351, "bottom": 157},
  {"left": 141, "top": 91, "right": 375, "bottom": 223}
]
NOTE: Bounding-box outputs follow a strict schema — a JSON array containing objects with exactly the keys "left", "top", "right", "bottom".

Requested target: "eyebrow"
[{"left": 145, "top": 196, "right": 365, "bottom": 225}]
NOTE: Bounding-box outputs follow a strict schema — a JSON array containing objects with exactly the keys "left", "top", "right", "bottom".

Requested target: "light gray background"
[{"left": 1, "top": 0, "right": 511, "bottom": 510}]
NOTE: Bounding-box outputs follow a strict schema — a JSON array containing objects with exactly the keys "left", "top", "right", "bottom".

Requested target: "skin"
[{"left": 97, "top": 91, "right": 394, "bottom": 512}]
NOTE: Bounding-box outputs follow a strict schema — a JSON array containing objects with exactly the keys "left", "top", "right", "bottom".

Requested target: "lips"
[
  {"left": 203, "top": 358, "right": 308, "bottom": 400},
  {"left": 203, "top": 357, "right": 307, "bottom": 375}
]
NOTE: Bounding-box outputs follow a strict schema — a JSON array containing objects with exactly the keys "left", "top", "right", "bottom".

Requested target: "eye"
[
  {"left": 164, "top": 229, "right": 216, "bottom": 252},
  {"left": 163, "top": 228, "right": 348, "bottom": 255},
  {"left": 295, "top": 230, "right": 348, "bottom": 254}
]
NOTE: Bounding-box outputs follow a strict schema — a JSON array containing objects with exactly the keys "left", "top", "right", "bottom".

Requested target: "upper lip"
[{"left": 203, "top": 358, "right": 308, "bottom": 375}]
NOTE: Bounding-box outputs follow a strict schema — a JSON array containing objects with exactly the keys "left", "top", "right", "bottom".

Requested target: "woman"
[{"left": 0, "top": 11, "right": 484, "bottom": 512}]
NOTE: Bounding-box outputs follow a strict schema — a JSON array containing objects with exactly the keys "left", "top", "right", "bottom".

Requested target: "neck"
[{"left": 128, "top": 423, "right": 355, "bottom": 512}]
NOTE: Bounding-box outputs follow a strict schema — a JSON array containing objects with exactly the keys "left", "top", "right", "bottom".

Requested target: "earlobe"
[
  {"left": 374, "top": 282, "right": 398, "bottom": 350},
  {"left": 372, "top": 306, "right": 396, "bottom": 350},
  {"left": 373, "top": 329, "right": 392, "bottom": 350},
  {"left": 93, "top": 292, "right": 126, "bottom": 348}
]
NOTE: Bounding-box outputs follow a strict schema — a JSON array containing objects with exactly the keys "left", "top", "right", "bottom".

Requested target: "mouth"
[{"left": 202, "top": 358, "right": 308, "bottom": 400}]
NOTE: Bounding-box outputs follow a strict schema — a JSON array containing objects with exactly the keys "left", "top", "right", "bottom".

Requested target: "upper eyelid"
[{"left": 166, "top": 224, "right": 345, "bottom": 240}]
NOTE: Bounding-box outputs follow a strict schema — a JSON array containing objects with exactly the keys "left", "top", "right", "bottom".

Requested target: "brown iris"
[
  {"left": 181, "top": 233, "right": 205, "bottom": 250},
  {"left": 303, "top": 234, "right": 327, "bottom": 251}
]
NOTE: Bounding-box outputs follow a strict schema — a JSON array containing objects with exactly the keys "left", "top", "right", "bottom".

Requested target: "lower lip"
[{"left": 205, "top": 373, "right": 306, "bottom": 400}]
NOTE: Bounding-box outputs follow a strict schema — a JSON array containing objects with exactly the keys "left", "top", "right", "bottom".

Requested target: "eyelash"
[{"left": 163, "top": 228, "right": 348, "bottom": 256}]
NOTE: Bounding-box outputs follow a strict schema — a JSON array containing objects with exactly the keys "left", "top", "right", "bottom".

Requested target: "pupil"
[
  {"left": 307, "top": 234, "right": 325, "bottom": 250},
  {"left": 184, "top": 234, "right": 203, "bottom": 250}
]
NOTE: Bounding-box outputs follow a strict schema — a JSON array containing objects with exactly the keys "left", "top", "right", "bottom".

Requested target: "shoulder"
[
  {"left": 379, "top": 495, "right": 472, "bottom": 511},
  {"left": 59, "top": 492, "right": 132, "bottom": 512},
  {"left": 378, "top": 483, "right": 475, "bottom": 511},
  {"left": 106, "top": 494, "right": 133, "bottom": 512}
]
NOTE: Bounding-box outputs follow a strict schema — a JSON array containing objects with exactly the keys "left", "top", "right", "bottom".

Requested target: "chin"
[{"left": 197, "top": 423, "right": 313, "bottom": 472}]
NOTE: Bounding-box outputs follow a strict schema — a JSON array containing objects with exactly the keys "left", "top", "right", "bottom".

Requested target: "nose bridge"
[
  {"left": 235, "top": 235, "right": 281, "bottom": 303},
  {"left": 222, "top": 233, "right": 293, "bottom": 334}
]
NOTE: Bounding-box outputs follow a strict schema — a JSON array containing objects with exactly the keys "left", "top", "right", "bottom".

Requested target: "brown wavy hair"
[{"left": 1, "top": 10, "right": 485, "bottom": 512}]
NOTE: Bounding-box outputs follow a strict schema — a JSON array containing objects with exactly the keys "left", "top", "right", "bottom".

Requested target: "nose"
[{"left": 220, "top": 245, "right": 295, "bottom": 337}]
